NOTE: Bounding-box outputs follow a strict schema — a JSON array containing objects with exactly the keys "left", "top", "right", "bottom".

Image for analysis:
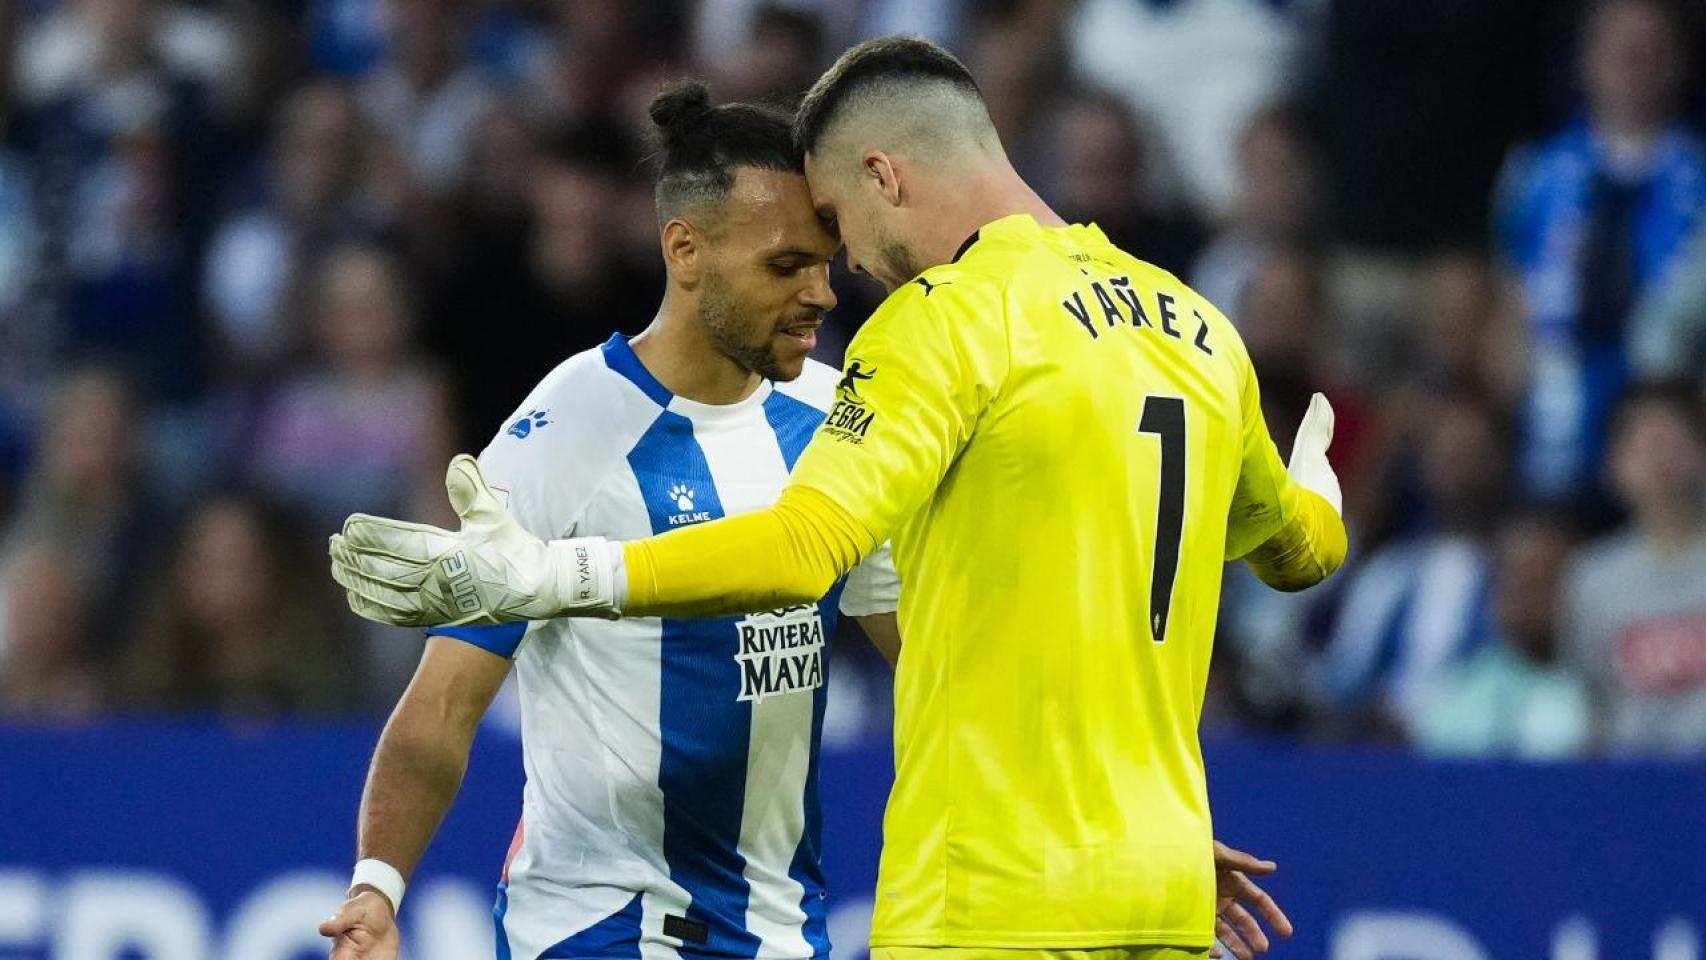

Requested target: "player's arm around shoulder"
[{"left": 322, "top": 636, "right": 512, "bottom": 958}]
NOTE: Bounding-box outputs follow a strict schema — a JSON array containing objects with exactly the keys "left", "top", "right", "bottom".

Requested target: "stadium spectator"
[
  {"left": 202, "top": 81, "right": 379, "bottom": 375},
  {"left": 1068, "top": 0, "right": 1307, "bottom": 217},
  {"left": 2, "top": 369, "right": 160, "bottom": 665},
  {"left": 358, "top": 0, "right": 493, "bottom": 197},
  {"left": 1037, "top": 88, "right": 1203, "bottom": 277},
  {"left": 1414, "top": 510, "right": 1592, "bottom": 759},
  {"left": 117, "top": 496, "right": 351, "bottom": 717},
  {"left": 243, "top": 244, "right": 454, "bottom": 534},
  {"left": 0, "top": 542, "right": 102, "bottom": 720},
  {"left": 10, "top": 0, "right": 238, "bottom": 112},
  {"left": 1496, "top": 0, "right": 1706, "bottom": 509},
  {"left": 1190, "top": 102, "right": 1319, "bottom": 324},
  {"left": 1319, "top": 391, "right": 1509, "bottom": 738},
  {"left": 1561, "top": 378, "right": 1706, "bottom": 756},
  {"left": 708, "top": 3, "right": 827, "bottom": 107},
  {"left": 424, "top": 123, "right": 652, "bottom": 446},
  {"left": 1414, "top": 251, "right": 1521, "bottom": 398}
]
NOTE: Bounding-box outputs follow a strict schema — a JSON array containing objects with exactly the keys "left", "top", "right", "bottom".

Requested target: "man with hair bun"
[
  {"left": 335, "top": 38, "right": 1346, "bottom": 960},
  {"left": 320, "top": 81, "right": 904, "bottom": 960}
]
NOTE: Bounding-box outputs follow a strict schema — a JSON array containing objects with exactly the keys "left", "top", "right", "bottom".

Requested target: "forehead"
[
  {"left": 719, "top": 166, "right": 838, "bottom": 254},
  {"left": 802, "top": 152, "right": 844, "bottom": 214}
]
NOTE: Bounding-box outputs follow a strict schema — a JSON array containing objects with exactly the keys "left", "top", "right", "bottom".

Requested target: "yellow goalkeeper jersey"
[{"left": 787, "top": 214, "right": 1313, "bottom": 949}]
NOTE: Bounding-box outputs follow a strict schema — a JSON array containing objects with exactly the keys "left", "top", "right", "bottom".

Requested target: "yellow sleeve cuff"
[
  {"left": 622, "top": 484, "right": 877, "bottom": 619},
  {"left": 1243, "top": 488, "right": 1348, "bottom": 592}
]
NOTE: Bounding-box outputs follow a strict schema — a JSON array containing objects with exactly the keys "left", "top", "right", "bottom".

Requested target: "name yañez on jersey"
[{"left": 1060, "top": 267, "right": 1214, "bottom": 356}]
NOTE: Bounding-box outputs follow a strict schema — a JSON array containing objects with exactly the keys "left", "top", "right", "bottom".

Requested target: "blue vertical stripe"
[
  {"left": 762, "top": 389, "right": 826, "bottom": 471},
  {"left": 627, "top": 410, "right": 763, "bottom": 959}
]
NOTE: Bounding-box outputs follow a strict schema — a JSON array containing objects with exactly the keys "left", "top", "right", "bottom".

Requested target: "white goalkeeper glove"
[
  {"left": 329, "top": 455, "right": 624, "bottom": 627},
  {"left": 1287, "top": 393, "right": 1342, "bottom": 516}
]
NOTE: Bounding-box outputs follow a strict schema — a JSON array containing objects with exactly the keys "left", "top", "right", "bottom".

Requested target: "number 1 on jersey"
[{"left": 1138, "top": 396, "right": 1186, "bottom": 643}]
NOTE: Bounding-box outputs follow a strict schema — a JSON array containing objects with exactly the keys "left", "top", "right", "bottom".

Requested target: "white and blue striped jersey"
[{"left": 429, "top": 334, "right": 900, "bottom": 960}]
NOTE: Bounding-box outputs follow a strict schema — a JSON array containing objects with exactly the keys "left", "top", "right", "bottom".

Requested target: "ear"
[
  {"left": 660, "top": 218, "right": 702, "bottom": 285},
  {"left": 863, "top": 151, "right": 902, "bottom": 207}
]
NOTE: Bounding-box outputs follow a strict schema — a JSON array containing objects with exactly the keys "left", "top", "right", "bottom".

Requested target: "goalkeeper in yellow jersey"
[{"left": 331, "top": 36, "right": 1346, "bottom": 960}]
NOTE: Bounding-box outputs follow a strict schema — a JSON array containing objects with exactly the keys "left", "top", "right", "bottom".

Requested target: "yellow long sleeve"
[
  {"left": 622, "top": 484, "right": 877, "bottom": 619},
  {"left": 1243, "top": 487, "right": 1348, "bottom": 592}
]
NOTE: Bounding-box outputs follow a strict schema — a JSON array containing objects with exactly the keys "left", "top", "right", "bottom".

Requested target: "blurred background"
[{"left": 1, "top": 0, "right": 1704, "bottom": 957}]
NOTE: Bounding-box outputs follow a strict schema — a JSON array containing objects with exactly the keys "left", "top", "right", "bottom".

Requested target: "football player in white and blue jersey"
[{"left": 320, "top": 82, "right": 900, "bottom": 960}]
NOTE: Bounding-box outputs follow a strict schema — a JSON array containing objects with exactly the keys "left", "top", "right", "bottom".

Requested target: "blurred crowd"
[{"left": 1, "top": 0, "right": 1705, "bottom": 760}]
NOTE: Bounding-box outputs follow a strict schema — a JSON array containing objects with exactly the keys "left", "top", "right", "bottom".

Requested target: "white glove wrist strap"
[
  {"left": 547, "top": 537, "right": 624, "bottom": 618},
  {"left": 350, "top": 858, "right": 405, "bottom": 914}
]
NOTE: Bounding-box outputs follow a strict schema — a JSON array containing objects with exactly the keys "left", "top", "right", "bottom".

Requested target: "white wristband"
[
  {"left": 350, "top": 858, "right": 406, "bottom": 914},
  {"left": 547, "top": 537, "right": 626, "bottom": 618}
]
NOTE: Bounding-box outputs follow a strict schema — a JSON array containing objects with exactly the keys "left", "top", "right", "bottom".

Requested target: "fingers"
[
  {"left": 1222, "top": 900, "right": 1270, "bottom": 954},
  {"left": 1228, "top": 870, "right": 1293, "bottom": 937},
  {"left": 331, "top": 537, "right": 428, "bottom": 585},
  {"left": 1214, "top": 841, "right": 1278, "bottom": 875},
  {"left": 1216, "top": 915, "right": 1254, "bottom": 960},
  {"left": 343, "top": 583, "right": 423, "bottom": 627},
  {"left": 444, "top": 454, "right": 506, "bottom": 527},
  {"left": 1303, "top": 392, "right": 1335, "bottom": 436},
  {"left": 341, "top": 513, "right": 456, "bottom": 561},
  {"left": 330, "top": 544, "right": 425, "bottom": 603}
]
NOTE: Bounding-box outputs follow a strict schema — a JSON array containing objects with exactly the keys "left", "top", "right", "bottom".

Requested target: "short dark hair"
[
  {"left": 793, "top": 35, "right": 980, "bottom": 154},
  {"left": 648, "top": 80, "right": 801, "bottom": 221}
]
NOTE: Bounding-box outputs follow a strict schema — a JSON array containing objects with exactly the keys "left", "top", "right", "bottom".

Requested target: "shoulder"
[
  {"left": 479, "top": 344, "right": 665, "bottom": 491},
  {"left": 771, "top": 357, "right": 843, "bottom": 414}
]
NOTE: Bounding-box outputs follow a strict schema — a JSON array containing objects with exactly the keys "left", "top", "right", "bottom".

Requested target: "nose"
[{"left": 801, "top": 262, "right": 837, "bottom": 312}]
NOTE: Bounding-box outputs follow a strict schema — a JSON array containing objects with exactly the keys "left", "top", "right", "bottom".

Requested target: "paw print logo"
[
  {"left": 668, "top": 484, "right": 695, "bottom": 512},
  {"left": 507, "top": 409, "right": 550, "bottom": 439}
]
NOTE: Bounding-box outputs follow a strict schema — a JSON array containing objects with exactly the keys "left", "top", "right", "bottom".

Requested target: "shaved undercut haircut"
[
  {"left": 649, "top": 80, "right": 802, "bottom": 225},
  {"left": 793, "top": 35, "right": 1002, "bottom": 163}
]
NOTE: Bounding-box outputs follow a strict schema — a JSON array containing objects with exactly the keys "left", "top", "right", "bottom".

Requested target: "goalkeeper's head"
[
  {"left": 650, "top": 81, "right": 838, "bottom": 384},
  {"left": 794, "top": 36, "right": 1023, "bottom": 292}
]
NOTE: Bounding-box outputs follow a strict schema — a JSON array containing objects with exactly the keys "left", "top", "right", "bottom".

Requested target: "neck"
[
  {"left": 931, "top": 164, "right": 1067, "bottom": 265},
  {"left": 1636, "top": 499, "right": 1705, "bottom": 555},
  {"left": 1597, "top": 110, "right": 1668, "bottom": 157},
  {"left": 629, "top": 293, "right": 763, "bottom": 406}
]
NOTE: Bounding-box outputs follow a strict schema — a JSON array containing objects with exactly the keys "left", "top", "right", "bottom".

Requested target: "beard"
[
  {"left": 700, "top": 269, "right": 795, "bottom": 383},
  {"left": 875, "top": 229, "right": 925, "bottom": 292}
]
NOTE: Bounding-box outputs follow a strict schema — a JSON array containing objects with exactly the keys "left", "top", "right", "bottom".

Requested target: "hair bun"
[{"left": 649, "top": 80, "right": 715, "bottom": 149}]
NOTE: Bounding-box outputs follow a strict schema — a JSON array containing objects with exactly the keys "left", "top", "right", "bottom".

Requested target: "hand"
[
  {"left": 1287, "top": 393, "right": 1342, "bottom": 515},
  {"left": 320, "top": 888, "right": 400, "bottom": 960},
  {"left": 1210, "top": 840, "right": 1293, "bottom": 960},
  {"left": 330, "top": 455, "right": 621, "bottom": 627}
]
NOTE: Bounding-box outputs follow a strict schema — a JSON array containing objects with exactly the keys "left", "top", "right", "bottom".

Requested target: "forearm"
[
  {"left": 355, "top": 696, "right": 481, "bottom": 876},
  {"left": 623, "top": 484, "right": 875, "bottom": 618},
  {"left": 1244, "top": 487, "right": 1347, "bottom": 592}
]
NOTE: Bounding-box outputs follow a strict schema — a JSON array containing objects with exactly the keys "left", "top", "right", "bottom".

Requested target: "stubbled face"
[
  {"left": 804, "top": 151, "right": 921, "bottom": 293},
  {"left": 696, "top": 167, "right": 839, "bottom": 381}
]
